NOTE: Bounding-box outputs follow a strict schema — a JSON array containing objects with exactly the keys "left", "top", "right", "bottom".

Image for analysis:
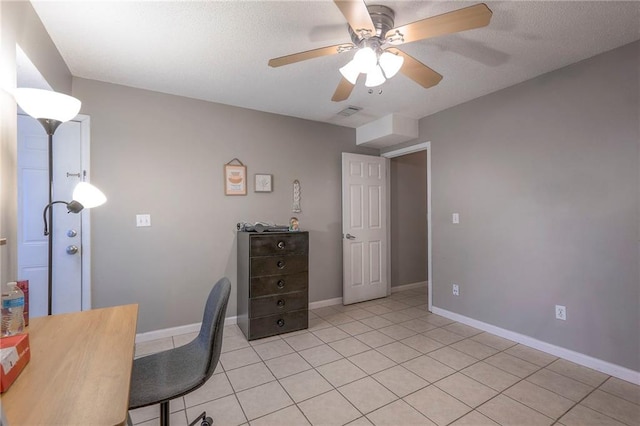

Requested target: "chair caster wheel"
[{"left": 201, "top": 417, "right": 213, "bottom": 426}]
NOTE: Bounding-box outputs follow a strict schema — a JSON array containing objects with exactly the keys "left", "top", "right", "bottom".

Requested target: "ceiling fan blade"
[
  {"left": 387, "top": 48, "right": 443, "bottom": 89},
  {"left": 331, "top": 77, "right": 355, "bottom": 102},
  {"left": 334, "top": 0, "right": 375, "bottom": 37},
  {"left": 385, "top": 3, "right": 492, "bottom": 45},
  {"left": 268, "top": 43, "right": 354, "bottom": 67}
]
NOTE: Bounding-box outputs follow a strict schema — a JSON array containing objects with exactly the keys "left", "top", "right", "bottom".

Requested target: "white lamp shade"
[
  {"left": 353, "top": 47, "right": 377, "bottom": 74},
  {"left": 72, "top": 182, "right": 107, "bottom": 209},
  {"left": 365, "top": 65, "right": 386, "bottom": 87},
  {"left": 379, "top": 51, "right": 404, "bottom": 79},
  {"left": 339, "top": 59, "right": 361, "bottom": 84},
  {"left": 14, "top": 88, "right": 81, "bottom": 122}
]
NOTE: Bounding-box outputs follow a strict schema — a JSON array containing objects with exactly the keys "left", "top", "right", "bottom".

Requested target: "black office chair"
[{"left": 129, "top": 278, "right": 231, "bottom": 426}]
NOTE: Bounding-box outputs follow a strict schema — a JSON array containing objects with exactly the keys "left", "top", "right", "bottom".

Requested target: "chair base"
[
  {"left": 157, "top": 402, "right": 211, "bottom": 426},
  {"left": 188, "top": 411, "right": 213, "bottom": 426}
]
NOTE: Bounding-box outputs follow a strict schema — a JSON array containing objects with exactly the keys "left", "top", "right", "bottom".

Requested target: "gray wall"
[
  {"left": 72, "top": 78, "right": 376, "bottom": 333},
  {"left": 387, "top": 42, "right": 638, "bottom": 370},
  {"left": 0, "top": 1, "right": 72, "bottom": 285},
  {"left": 390, "top": 152, "right": 427, "bottom": 288}
]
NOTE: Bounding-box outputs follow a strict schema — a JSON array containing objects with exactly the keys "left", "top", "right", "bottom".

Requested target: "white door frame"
[
  {"left": 77, "top": 114, "right": 92, "bottom": 310},
  {"left": 381, "top": 142, "right": 432, "bottom": 312}
]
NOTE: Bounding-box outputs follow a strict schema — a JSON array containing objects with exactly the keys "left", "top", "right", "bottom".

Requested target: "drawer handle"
[
  {"left": 277, "top": 299, "right": 285, "bottom": 308},
  {"left": 277, "top": 319, "right": 285, "bottom": 327},
  {"left": 277, "top": 241, "right": 285, "bottom": 249},
  {"left": 277, "top": 260, "right": 285, "bottom": 269},
  {"left": 277, "top": 279, "right": 285, "bottom": 289}
]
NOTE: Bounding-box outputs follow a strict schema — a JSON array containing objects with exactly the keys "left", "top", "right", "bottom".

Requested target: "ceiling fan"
[{"left": 268, "top": 0, "right": 493, "bottom": 102}]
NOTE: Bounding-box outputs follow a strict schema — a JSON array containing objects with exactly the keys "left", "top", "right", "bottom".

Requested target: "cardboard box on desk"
[{"left": 0, "top": 334, "right": 30, "bottom": 392}]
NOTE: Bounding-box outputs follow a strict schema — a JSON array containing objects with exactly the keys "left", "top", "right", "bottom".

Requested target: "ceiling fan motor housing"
[{"left": 348, "top": 5, "right": 396, "bottom": 48}]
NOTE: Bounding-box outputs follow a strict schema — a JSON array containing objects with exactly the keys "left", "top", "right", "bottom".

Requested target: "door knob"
[
  {"left": 66, "top": 245, "right": 79, "bottom": 255},
  {"left": 345, "top": 233, "right": 356, "bottom": 240}
]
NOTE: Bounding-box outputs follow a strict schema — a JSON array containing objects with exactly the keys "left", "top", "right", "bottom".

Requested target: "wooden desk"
[{"left": 2, "top": 304, "right": 138, "bottom": 426}]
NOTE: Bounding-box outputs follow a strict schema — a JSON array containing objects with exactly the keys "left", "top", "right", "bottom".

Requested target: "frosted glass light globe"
[
  {"left": 72, "top": 182, "right": 107, "bottom": 208},
  {"left": 14, "top": 88, "right": 81, "bottom": 122}
]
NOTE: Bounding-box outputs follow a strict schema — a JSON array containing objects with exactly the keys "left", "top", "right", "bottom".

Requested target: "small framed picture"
[
  {"left": 254, "top": 174, "right": 273, "bottom": 193},
  {"left": 224, "top": 164, "right": 247, "bottom": 195}
]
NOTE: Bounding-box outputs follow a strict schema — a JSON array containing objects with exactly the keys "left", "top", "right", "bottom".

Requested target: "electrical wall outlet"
[
  {"left": 555, "top": 305, "right": 567, "bottom": 320},
  {"left": 452, "top": 284, "right": 460, "bottom": 296},
  {"left": 452, "top": 213, "right": 460, "bottom": 224},
  {"left": 136, "top": 214, "right": 151, "bottom": 227}
]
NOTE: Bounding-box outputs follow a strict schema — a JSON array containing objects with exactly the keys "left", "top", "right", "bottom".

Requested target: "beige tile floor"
[{"left": 130, "top": 287, "right": 640, "bottom": 426}]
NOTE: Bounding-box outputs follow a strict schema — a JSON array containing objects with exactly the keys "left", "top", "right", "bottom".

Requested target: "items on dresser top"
[
  {"left": 237, "top": 231, "right": 309, "bottom": 340},
  {"left": 237, "top": 222, "right": 290, "bottom": 233}
]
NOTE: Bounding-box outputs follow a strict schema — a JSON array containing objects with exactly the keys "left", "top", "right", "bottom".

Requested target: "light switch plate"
[
  {"left": 452, "top": 213, "right": 460, "bottom": 224},
  {"left": 136, "top": 214, "right": 151, "bottom": 227}
]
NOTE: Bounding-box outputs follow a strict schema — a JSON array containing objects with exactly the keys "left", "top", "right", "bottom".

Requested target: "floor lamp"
[{"left": 14, "top": 88, "right": 106, "bottom": 315}]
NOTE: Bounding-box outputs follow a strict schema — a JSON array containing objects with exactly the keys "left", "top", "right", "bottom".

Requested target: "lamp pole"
[{"left": 39, "top": 118, "right": 62, "bottom": 316}]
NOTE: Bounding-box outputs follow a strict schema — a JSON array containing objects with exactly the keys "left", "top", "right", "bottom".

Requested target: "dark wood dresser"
[{"left": 237, "top": 231, "right": 309, "bottom": 340}]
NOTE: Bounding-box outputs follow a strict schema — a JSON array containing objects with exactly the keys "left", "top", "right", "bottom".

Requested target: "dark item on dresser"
[
  {"left": 237, "top": 222, "right": 290, "bottom": 233},
  {"left": 237, "top": 231, "right": 309, "bottom": 340}
]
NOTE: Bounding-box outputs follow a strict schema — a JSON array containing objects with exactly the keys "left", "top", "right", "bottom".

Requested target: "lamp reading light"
[
  {"left": 42, "top": 182, "right": 105, "bottom": 239},
  {"left": 72, "top": 181, "right": 107, "bottom": 209}
]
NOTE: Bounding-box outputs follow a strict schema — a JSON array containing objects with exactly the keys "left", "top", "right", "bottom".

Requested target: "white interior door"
[
  {"left": 342, "top": 153, "right": 389, "bottom": 305},
  {"left": 17, "top": 115, "right": 84, "bottom": 316}
]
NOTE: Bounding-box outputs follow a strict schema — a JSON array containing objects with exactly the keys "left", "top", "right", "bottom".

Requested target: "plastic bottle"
[{"left": 1, "top": 282, "right": 25, "bottom": 336}]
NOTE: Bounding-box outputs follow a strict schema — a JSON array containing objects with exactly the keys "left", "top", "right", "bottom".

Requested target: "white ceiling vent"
[
  {"left": 356, "top": 114, "right": 418, "bottom": 148},
  {"left": 337, "top": 106, "right": 363, "bottom": 117}
]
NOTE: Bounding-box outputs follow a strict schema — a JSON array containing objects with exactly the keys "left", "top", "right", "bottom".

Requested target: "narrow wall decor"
[
  {"left": 224, "top": 158, "right": 247, "bottom": 195},
  {"left": 292, "top": 179, "right": 301, "bottom": 212}
]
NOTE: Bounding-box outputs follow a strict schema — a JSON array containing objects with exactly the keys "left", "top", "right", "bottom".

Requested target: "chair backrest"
[{"left": 195, "top": 277, "right": 231, "bottom": 382}]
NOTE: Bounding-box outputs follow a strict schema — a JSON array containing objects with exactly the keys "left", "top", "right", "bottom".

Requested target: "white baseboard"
[
  {"left": 135, "top": 316, "right": 237, "bottom": 343},
  {"left": 309, "top": 297, "right": 343, "bottom": 310},
  {"left": 307, "top": 282, "right": 428, "bottom": 310},
  {"left": 391, "top": 281, "right": 427, "bottom": 293},
  {"left": 432, "top": 306, "right": 640, "bottom": 385}
]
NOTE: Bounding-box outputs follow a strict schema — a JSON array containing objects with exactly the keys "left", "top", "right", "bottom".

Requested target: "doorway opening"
[{"left": 382, "top": 142, "right": 432, "bottom": 311}]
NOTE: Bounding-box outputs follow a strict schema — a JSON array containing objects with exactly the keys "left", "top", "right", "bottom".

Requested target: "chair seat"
[{"left": 129, "top": 340, "right": 209, "bottom": 409}]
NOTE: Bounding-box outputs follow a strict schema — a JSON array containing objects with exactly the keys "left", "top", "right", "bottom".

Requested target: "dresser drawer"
[
  {"left": 250, "top": 271, "right": 307, "bottom": 298},
  {"left": 249, "top": 309, "right": 308, "bottom": 340},
  {"left": 250, "top": 255, "right": 307, "bottom": 277},
  {"left": 250, "top": 291, "right": 308, "bottom": 318},
  {"left": 250, "top": 233, "right": 308, "bottom": 257}
]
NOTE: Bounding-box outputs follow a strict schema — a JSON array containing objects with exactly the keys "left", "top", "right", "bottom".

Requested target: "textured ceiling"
[{"left": 29, "top": 1, "right": 640, "bottom": 129}]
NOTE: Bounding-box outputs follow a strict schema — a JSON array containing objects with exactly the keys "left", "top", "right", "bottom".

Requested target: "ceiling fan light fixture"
[
  {"left": 339, "top": 60, "right": 361, "bottom": 84},
  {"left": 365, "top": 65, "right": 386, "bottom": 88},
  {"left": 353, "top": 47, "right": 377, "bottom": 74},
  {"left": 379, "top": 51, "right": 404, "bottom": 79}
]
